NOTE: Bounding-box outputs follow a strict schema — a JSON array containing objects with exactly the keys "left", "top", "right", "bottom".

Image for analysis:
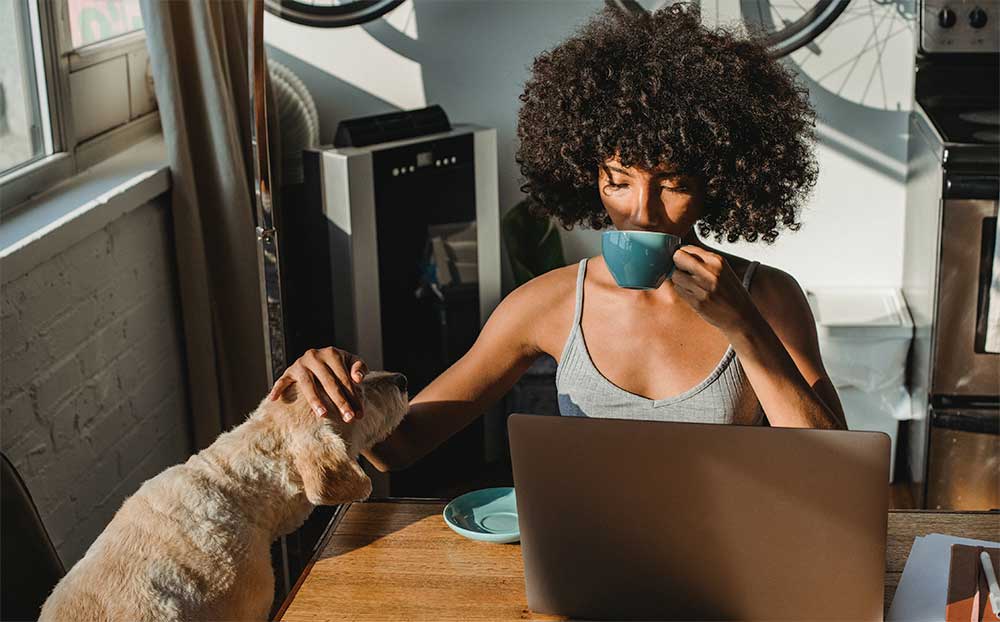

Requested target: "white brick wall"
[{"left": 1, "top": 196, "right": 192, "bottom": 566}]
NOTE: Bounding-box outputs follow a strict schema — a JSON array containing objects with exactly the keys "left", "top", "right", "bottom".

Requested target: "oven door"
[
  {"left": 932, "top": 192, "right": 1000, "bottom": 398},
  {"left": 926, "top": 405, "right": 1000, "bottom": 510}
]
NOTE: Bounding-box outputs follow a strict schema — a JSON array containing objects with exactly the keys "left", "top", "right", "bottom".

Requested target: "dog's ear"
[{"left": 293, "top": 428, "right": 372, "bottom": 505}]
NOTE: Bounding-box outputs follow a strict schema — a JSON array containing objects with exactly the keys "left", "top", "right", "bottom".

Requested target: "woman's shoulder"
[
  {"left": 712, "top": 251, "right": 796, "bottom": 295},
  {"left": 505, "top": 262, "right": 580, "bottom": 312},
  {"left": 707, "top": 250, "right": 757, "bottom": 284},
  {"left": 713, "top": 249, "right": 810, "bottom": 324},
  {"left": 740, "top": 261, "right": 816, "bottom": 339},
  {"left": 746, "top": 262, "right": 805, "bottom": 303},
  {"left": 492, "top": 262, "right": 581, "bottom": 355}
]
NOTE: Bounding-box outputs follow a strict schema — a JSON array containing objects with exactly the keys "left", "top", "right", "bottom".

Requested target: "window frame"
[{"left": 1, "top": 0, "right": 159, "bottom": 214}]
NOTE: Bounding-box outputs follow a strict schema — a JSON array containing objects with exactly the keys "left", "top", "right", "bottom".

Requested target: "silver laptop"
[{"left": 508, "top": 414, "right": 891, "bottom": 621}]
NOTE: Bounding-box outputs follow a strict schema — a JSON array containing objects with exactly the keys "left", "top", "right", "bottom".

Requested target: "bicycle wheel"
[
  {"left": 741, "top": 0, "right": 851, "bottom": 57},
  {"left": 604, "top": 0, "right": 851, "bottom": 58},
  {"left": 264, "top": 0, "right": 407, "bottom": 28}
]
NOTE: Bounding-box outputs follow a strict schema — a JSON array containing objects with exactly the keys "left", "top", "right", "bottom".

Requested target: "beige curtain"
[{"left": 141, "top": 0, "right": 276, "bottom": 447}]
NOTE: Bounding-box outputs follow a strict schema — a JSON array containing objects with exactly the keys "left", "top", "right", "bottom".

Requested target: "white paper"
[
  {"left": 985, "top": 221, "right": 1000, "bottom": 353},
  {"left": 888, "top": 533, "right": 1000, "bottom": 621}
]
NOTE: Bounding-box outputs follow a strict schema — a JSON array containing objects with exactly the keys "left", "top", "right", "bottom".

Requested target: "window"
[
  {"left": 68, "top": 0, "right": 144, "bottom": 48},
  {"left": 0, "top": 0, "right": 158, "bottom": 212},
  {"left": 1, "top": 1, "right": 48, "bottom": 177}
]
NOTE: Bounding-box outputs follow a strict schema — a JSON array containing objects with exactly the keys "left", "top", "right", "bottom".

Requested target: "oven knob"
[
  {"left": 969, "top": 6, "right": 988, "bottom": 28},
  {"left": 938, "top": 7, "right": 957, "bottom": 27}
]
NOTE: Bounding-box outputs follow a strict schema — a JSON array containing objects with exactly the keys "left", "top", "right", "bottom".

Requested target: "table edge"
[
  {"left": 273, "top": 498, "right": 449, "bottom": 621},
  {"left": 272, "top": 500, "right": 997, "bottom": 620},
  {"left": 273, "top": 503, "right": 350, "bottom": 621}
]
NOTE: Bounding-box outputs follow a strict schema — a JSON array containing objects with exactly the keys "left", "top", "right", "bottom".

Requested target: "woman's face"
[{"left": 597, "top": 157, "right": 705, "bottom": 237}]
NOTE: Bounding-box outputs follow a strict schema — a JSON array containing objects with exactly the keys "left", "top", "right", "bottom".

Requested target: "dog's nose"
[{"left": 390, "top": 373, "right": 408, "bottom": 391}]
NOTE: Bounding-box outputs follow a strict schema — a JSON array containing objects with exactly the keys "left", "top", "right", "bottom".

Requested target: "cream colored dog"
[{"left": 39, "top": 371, "right": 408, "bottom": 622}]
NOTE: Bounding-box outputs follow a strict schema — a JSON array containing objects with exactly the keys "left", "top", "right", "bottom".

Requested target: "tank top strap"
[
  {"left": 572, "top": 258, "right": 589, "bottom": 327},
  {"left": 742, "top": 260, "right": 761, "bottom": 291}
]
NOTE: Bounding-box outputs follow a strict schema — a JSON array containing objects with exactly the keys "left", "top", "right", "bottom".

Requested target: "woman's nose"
[{"left": 629, "top": 185, "right": 661, "bottom": 229}]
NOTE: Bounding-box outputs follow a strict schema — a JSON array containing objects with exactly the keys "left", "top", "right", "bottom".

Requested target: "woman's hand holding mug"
[{"left": 670, "top": 246, "right": 757, "bottom": 334}]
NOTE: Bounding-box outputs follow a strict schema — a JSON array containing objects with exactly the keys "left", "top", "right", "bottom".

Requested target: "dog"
[{"left": 39, "top": 371, "right": 408, "bottom": 622}]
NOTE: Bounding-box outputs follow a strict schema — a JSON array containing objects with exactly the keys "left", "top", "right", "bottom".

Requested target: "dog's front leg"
[{"left": 197, "top": 544, "right": 275, "bottom": 622}]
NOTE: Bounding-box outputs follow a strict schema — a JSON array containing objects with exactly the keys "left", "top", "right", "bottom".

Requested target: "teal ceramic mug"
[{"left": 601, "top": 230, "right": 683, "bottom": 290}]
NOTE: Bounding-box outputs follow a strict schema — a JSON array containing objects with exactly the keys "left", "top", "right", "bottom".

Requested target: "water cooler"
[{"left": 301, "top": 119, "right": 501, "bottom": 496}]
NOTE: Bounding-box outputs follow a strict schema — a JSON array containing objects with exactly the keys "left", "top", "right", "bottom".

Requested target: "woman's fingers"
[
  {"left": 306, "top": 349, "right": 365, "bottom": 422},
  {"left": 267, "top": 347, "right": 368, "bottom": 422},
  {"left": 268, "top": 374, "right": 293, "bottom": 401},
  {"left": 326, "top": 359, "right": 365, "bottom": 421},
  {"left": 673, "top": 247, "right": 719, "bottom": 288},
  {"left": 671, "top": 268, "right": 689, "bottom": 287},
  {"left": 290, "top": 367, "right": 328, "bottom": 417},
  {"left": 672, "top": 248, "right": 705, "bottom": 279},
  {"left": 302, "top": 359, "right": 355, "bottom": 422},
  {"left": 351, "top": 359, "right": 368, "bottom": 384},
  {"left": 670, "top": 269, "right": 705, "bottom": 298},
  {"left": 677, "top": 244, "right": 723, "bottom": 266},
  {"left": 671, "top": 272, "right": 706, "bottom": 302},
  {"left": 327, "top": 381, "right": 358, "bottom": 423}
]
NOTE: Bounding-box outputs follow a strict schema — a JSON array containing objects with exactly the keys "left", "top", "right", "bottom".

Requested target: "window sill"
[{"left": 1, "top": 135, "right": 170, "bottom": 284}]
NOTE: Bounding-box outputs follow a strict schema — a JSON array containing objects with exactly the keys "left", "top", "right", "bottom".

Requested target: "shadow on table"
[{"left": 316, "top": 498, "right": 446, "bottom": 561}]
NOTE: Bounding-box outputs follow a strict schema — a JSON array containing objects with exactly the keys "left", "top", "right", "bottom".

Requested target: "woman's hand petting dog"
[{"left": 269, "top": 346, "right": 369, "bottom": 422}]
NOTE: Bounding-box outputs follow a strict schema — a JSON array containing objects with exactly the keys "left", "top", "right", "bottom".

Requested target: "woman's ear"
[{"left": 293, "top": 427, "right": 372, "bottom": 505}]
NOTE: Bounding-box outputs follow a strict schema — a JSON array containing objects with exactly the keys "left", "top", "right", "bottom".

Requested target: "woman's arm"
[
  {"left": 269, "top": 274, "right": 559, "bottom": 471},
  {"left": 671, "top": 247, "right": 846, "bottom": 429},
  {"left": 727, "top": 266, "right": 847, "bottom": 429},
  {"left": 363, "top": 343, "right": 534, "bottom": 471},
  {"left": 365, "top": 274, "right": 570, "bottom": 470}
]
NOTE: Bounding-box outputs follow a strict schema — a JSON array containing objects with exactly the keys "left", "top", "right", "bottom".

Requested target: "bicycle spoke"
[
  {"left": 830, "top": 25, "right": 909, "bottom": 95},
  {"left": 836, "top": 4, "right": 890, "bottom": 94},
  {"left": 865, "top": 5, "right": 900, "bottom": 108}
]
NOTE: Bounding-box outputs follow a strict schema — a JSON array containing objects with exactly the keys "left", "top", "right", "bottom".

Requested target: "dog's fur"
[{"left": 39, "top": 371, "right": 408, "bottom": 622}]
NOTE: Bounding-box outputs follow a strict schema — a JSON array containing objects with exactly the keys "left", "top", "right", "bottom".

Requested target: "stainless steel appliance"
[
  {"left": 301, "top": 122, "right": 501, "bottom": 496},
  {"left": 903, "top": 0, "right": 999, "bottom": 509}
]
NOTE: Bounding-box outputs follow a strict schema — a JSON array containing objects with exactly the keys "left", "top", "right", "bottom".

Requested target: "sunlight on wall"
[
  {"left": 817, "top": 121, "right": 909, "bottom": 181},
  {"left": 698, "top": 0, "right": 744, "bottom": 29},
  {"left": 263, "top": 1, "right": 426, "bottom": 111},
  {"left": 788, "top": 0, "right": 916, "bottom": 112},
  {"left": 264, "top": 0, "right": 919, "bottom": 289},
  {"left": 384, "top": 0, "right": 419, "bottom": 39},
  {"left": 715, "top": 134, "right": 910, "bottom": 288},
  {"left": 707, "top": 0, "right": 918, "bottom": 288},
  {"left": 699, "top": 0, "right": 916, "bottom": 112}
]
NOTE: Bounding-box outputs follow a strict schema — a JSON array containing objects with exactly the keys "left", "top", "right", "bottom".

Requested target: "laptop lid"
[{"left": 508, "top": 414, "right": 890, "bottom": 621}]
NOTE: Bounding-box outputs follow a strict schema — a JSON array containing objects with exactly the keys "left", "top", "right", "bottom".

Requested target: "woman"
[{"left": 267, "top": 3, "right": 846, "bottom": 471}]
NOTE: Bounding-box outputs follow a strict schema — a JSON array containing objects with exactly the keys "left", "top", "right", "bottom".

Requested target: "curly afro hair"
[{"left": 515, "top": 2, "right": 818, "bottom": 243}]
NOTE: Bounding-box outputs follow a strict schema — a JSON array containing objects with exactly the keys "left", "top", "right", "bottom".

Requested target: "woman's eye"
[{"left": 662, "top": 185, "right": 687, "bottom": 193}]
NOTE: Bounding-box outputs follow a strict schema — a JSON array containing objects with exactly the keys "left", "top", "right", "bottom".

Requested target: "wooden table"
[{"left": 276, "top": 500, "right": 999, "bottom": 621}]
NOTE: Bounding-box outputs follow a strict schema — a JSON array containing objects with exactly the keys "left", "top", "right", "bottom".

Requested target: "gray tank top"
[{"left": 556, "top": 258, "right": 765, "bottom": 425}]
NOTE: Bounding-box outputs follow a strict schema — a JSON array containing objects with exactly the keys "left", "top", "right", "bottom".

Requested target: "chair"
[{"left": 1, "top": 452, "right": 65, "bottom": 621}]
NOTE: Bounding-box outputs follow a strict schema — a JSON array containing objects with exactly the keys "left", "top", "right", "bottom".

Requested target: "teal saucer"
[{"left": 442, "top": 487, "right": 519, "bottom": 543}]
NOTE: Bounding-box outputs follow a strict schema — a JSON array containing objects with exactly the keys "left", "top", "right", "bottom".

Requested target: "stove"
[
  {"left": 921, "top": 99, "right": 998, "bottom": 146},
  {"left": 903, "top": 0, "right": 999, "bottom": 510},
  {"left": 914, "top": 62, "right": 999, "bottom": 168}
]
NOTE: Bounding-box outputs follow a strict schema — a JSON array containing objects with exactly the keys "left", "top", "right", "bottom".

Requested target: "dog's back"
[
  {"left": 38, "top": 372, "right": 408, "bottom": 622},
  {"left": 40, "top": 459, "right": 278, "bottom": 622}
]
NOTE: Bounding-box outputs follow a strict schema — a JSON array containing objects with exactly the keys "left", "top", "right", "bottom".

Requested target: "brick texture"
[{"left": 1, "top": 197, "right": 192, "bottom": 567}]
